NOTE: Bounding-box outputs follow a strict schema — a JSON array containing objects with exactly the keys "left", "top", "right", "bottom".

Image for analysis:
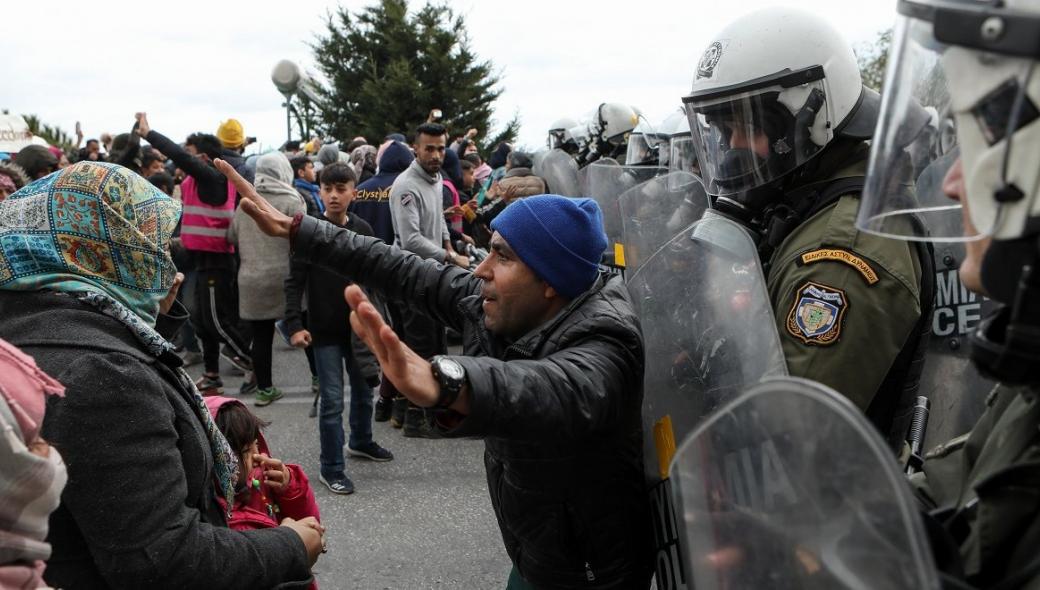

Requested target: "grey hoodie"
[{"left": 389, "top": 159, "right": 449, "bottom": 261}]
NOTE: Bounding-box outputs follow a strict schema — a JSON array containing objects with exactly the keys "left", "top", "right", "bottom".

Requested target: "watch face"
[{"left": 439, "top": 358, "right": 465, "bottom": 381}]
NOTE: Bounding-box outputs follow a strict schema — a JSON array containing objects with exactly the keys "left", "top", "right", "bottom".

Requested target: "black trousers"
[
  {"left": 397, "top": 303, "right": 445, "bottom": 410},
  {"left": 194, "top": 267, "right": 251, "bottom": 373},
  {"left": 249, "top": 319, "right": 276, "bottom": 390}
]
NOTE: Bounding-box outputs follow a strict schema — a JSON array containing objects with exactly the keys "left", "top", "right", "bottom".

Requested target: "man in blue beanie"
[{"left": 219, "top": 155, "right": 652, "bottom": 590}]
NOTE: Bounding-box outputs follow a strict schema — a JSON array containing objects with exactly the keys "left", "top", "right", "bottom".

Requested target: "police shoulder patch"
[
  {"left": 785, "top": 281, "right": 848, "bottom": 346},
  {"left": 798, "top": 248, "right": 879, "bottom": 285}
]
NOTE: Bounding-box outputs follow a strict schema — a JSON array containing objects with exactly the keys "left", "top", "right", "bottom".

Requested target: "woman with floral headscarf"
[{"left": 0, "top": 162, "right": 323, "bottom": 589}]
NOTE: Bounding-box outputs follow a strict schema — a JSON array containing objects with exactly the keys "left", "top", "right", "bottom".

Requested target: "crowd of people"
[{"left": 4, "top": 0, "right": 1040, "bottom": 588}]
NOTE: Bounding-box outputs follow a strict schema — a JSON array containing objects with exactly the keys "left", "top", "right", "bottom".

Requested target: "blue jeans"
[{"left": 313, "top": 343, "right": 374, "bottom": 476}]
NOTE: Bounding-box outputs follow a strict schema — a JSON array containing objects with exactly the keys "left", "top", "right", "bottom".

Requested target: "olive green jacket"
[
  {"left": 766, "top": 148, "right": 924, "bottom": 411},
  {"left": 913, "top": 384, "right": 1040, "bottom": 588}
]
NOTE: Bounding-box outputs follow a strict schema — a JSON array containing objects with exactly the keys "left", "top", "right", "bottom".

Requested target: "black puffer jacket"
[{"left": 294, "top": 216, "right": 652, "bottom": 589}]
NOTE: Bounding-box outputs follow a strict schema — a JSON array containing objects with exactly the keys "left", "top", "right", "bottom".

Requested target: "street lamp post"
[
  {"left": 271, "top": 59, "right": 301, "bottom": 145},
  {"left": 271, "top": 59, "right": 323, "bottom": 147}
]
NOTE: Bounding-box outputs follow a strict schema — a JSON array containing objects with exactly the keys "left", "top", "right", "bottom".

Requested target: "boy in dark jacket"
[{"left": 284, "top": 163, "right": 393, "bottom": 495}]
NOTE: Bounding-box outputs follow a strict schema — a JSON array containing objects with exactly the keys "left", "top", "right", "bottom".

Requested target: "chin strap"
[{"left": 972, "top": 247, "right": 1040, "bottom": 385}]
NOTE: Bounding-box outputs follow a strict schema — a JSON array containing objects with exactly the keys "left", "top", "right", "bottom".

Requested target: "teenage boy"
[{"left": 284, "top": 162, "right": 393, "bottom": 495}]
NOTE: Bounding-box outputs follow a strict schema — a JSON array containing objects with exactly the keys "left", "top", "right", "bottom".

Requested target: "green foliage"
[
  {"left": 856, "top": 28, "right": 893, "bottom": 92},
  {"left": 22, "top": 114, "right": 76, "bottom": 151},
  {"left": 311, "top": 0, "right": 517, "bottom": 150}
]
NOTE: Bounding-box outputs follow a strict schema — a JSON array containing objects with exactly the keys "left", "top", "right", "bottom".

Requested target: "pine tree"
[{"left": 311, "top": 0, "right": 518, "bottom": 149}]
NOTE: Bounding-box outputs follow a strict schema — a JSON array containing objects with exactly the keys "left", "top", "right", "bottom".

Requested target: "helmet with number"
[
  {"left": 858, "top": 0, "right": 1040, "bottom": 385},
  {"left": 682, "top": 7, "right": 877, "bottom": 206},
  {"left": 547, "top": 117, "right": 579, "bottom": 153}
]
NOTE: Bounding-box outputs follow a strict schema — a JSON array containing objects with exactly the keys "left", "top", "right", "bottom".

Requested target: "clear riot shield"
[
  {"left": 915, "top": 151, "right": 997, "bottom": 449},
  {"left": 669, "top": 377, "right": 940, "bottom": 590},
  {"left": 581, "top": 160, "right": 665, "bottom": 250},
  {"left": 619, "top": 171, "right": 710, "bottom": 274},
  {"left": 532, "top": 148, "right": 580, "bottom": 197},
  {"left": 629, "top": 213, "right": 787, "bottom": 589}
]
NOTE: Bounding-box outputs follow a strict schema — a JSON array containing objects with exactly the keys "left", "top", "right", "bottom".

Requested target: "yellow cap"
[{"left": 216, "top": 119, "right": 245, "bottom": 148}]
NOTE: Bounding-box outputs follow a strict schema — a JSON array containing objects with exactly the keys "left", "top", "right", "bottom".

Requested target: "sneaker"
[
  {"left": 319, "top": 472, "right": 355, "bottom": 495},
  {"left": 194, "top": 374, "right": 224, "bottom": 396},
  {"left": 220, "top": 345, "right": 252, "bottom": 374},
  {"left": 403, "top": 407, "right": 443, "bottom": 439},
  {"left": 347, "top": 441, "right": 394, "bottom": 462},
  {"left": 374, "top": 396, "right": 393, "bottom": 423},
  {"left": 390, "top": 396, "right": 408, "bottom": 429},
  {"left": 180, "top": 350, "right": 203, "bottom": 367},
  {"left": 254, "top": 386, "right": 284, "bottom": 407},
  {"left": 239, "top": 373, "right": 258, "bottom": 396}
]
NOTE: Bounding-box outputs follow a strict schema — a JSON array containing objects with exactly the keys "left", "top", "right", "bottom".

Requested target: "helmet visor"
[
  {"left": 669, "top": 135, "right": 699, "bottom": 176},
  {"left": 859, "top": 7, "right": 1040, "bottom": 242},
  {"left": 625, "top": 134, "right": 656, "bottom": 165},
  {"left": 857, "top": 14, "right": 968, "bottom": 241},
  {"left": 684, "top": 79, "right": 831, "bottom": 197}
]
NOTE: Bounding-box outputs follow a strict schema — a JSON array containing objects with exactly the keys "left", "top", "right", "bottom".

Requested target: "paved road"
[{"left": 211, "top": 338, "right": 510, "bottom": 590}]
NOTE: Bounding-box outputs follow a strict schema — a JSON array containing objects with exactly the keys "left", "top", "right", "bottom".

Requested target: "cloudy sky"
[{"left": 1, "top": 0, "right": 898, "bottom": 153}]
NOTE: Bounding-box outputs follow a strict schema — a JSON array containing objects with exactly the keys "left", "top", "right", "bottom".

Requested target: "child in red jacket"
[{"left": 205, "top": 396, "right": 321, "bottom": 531}]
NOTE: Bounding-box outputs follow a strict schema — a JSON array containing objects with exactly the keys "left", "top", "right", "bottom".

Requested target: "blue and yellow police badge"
[{"left": 786, "top": 281, "right": 847, "bottom": 346}]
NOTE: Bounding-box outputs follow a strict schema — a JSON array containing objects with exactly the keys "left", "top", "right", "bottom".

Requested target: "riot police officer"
[
  {"left": 576, "top": 102, "right": 641, "bottom": 166},
  {"left": 546, "top": 116, "right": 580, "bottom": 154},
  {"left": 681, "top": 6, "right": 933, "bottom": 439},
  {"left": 860, "top": 0, "right": 1040, "bottom": 586}
]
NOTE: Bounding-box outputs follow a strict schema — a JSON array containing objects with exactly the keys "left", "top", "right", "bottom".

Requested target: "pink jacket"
[{"left": 204, "top": 397, "right": 320, "bottom": 530}]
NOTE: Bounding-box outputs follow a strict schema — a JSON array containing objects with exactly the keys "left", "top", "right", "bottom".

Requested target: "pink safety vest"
[{"left": 180, "top": 176, "right": 236, "bottom": 253}]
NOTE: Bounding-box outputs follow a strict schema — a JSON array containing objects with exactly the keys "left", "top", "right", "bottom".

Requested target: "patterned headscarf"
[
  {"left": 0, "top": 161, "right": 179, "bottom": 324},
  {"left": 0, "top": 162, "right": 239, "bottom": 511},
  {"left": 350, "top": 144, "right": 377, "bottom": 178}
]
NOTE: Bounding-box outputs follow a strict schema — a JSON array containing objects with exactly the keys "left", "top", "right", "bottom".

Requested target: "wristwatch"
[{"left": 430, "top": 355, "right": 466, "bottom": 408}]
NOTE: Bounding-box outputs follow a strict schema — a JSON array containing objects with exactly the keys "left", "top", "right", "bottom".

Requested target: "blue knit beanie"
[{"left": 490, "top": 195, "right": 607, "bottom": 299}]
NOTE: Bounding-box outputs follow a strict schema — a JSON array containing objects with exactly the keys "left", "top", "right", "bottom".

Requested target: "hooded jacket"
[
  {"left": 204, "top": 397, "right": 320, "bottom": 531},
  {"left": 291, "top": 216, "right": 652, "bottom": 589},
  {"left": 228, "top": 154, "right": 306, "bottom": 320},
  {"left": 351, "top": 141, "right": 414, "bottom": 246}
]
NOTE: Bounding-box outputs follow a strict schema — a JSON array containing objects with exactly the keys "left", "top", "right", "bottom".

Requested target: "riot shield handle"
[{"left": 905, "top": 396, "right": 931, "bottom": 475}]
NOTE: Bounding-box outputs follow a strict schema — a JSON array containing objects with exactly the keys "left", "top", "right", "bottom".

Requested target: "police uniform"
[
  {"left": 765, "top": 143, "right": 929, "bottom": 428},
  {"left": 912, "top": 384, "right": 1040, "bottom": 588}
]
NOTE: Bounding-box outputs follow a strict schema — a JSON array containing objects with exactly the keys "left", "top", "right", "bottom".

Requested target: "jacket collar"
[
  {"left": 293, "top": 178, "right": 320, "bottom": 193},
  {"left": 504, "top": 167, "right": 533, "bottom": 179},
  {"left": 408, "top": 159, "right": 440, "bottom": 185}
]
